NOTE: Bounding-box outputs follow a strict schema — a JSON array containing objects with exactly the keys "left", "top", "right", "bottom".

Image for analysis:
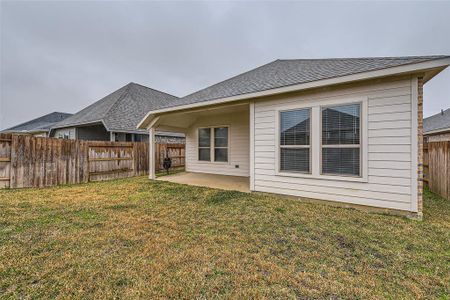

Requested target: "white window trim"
[
  {"left": 197, "top": 125, "right": 230, "bottom": 164},
  {"left": 275, "top": 96, "right": 368, "bottom": 183},
  {"left": 320, "top": 101, "right": 363, "bottom": 178},
  {"left": 278, "top": 107, "right": 312, "bottom": 174}
]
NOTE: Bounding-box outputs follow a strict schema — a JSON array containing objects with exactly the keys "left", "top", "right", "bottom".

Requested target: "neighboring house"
[
  {"left": 50, "top": 82, "right": 184, "bottom": 143},
  {"left": 424, "top": 108, "right": 450, "bottom": 142},
  {"left": 1, "top": 112, "right": 72, "bottom": 137},
  {"left": 139, "top": 56, "right": 450, "bottom": 218}
]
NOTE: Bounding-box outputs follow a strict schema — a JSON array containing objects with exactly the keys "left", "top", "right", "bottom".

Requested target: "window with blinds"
[
  {"left": 321, "top": 103, "right": 361, "bottom": 176},
  {"left": 198, "top": 128, "right": 211, "bottom": 161},
  {"left": 279, "top": 108, "right": 311, "bottom": 173}
]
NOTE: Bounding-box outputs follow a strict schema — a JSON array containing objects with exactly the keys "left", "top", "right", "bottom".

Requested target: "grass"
[
  {"left": 156, "top": 167, "right": 186, "bottom": 177},
  {"left": 0, "top": 177, "right": 449, "bottom": 299}
]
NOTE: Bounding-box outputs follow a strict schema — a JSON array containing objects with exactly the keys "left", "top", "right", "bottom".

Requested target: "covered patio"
[
  {"left": 157, "top": 172, "right": 250, "bottom": 192},
  {"left": 144, "top": 102, "right": 251, "bottom": 182}
]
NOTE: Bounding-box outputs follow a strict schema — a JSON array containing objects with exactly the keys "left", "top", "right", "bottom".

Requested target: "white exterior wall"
[
  {"left": 252, "top": 77, "right": 418, "bottom": 212},
  {"left": 185, "top": 110, "right": 249, "bottom": 176}
]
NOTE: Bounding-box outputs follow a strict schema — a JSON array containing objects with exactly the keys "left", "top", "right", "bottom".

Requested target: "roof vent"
[{"left": 442, "top": 109, "right": 444, "bottom": 115}]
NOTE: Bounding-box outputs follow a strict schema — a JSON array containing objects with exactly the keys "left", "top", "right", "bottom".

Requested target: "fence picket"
[
  {"left": 0, "top": 134, "right": 185, "bottom": 189},
  {"left": 423, "top": 140, "right": 450, "bottom": 200}
]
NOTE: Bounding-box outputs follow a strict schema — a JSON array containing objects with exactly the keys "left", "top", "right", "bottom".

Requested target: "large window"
[
  {"left": 198, "top": 127, "right": 229, "bottom": 162},
  {"left": 279, "top": 108, "right": 311, "bottom": 173},
  {"left": 321, "top": 103, "right": 361, "bottom": 177},
  {"left": 198, "top": 128, "right": 211, "bottom": 161},
  {"left": 214, "top": 127, "right": 228, "bottom": 162}
]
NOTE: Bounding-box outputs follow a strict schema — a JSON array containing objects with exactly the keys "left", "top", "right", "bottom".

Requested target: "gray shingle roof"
[
  {"left": 161, "top": 56, "right": 449, "bottom": 110},
  {"left": 424, "top": 108, "right": 450, "bottom": 133},
  {"left": 53, "top": 82, "right": 180, "bottom": 132},
  {"left": 2, "top": 112, "right": 72, "bottom": 133}
]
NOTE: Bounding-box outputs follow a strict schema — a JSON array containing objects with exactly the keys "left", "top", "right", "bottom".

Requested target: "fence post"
[
  {"left": 155, "top": 143, "right": 160, "bottom": 172},
  {"left": 0, "top": 133, "right": 12, "bottom": 188},
  {"left": 149, "top": 128, "right": 156, "bottom": 179},
  {"left": 0, "top": 134, "right": 183, "bottom": 189},
  {"left": 423, "top": 141, "right": 429, "bottom": 188}
]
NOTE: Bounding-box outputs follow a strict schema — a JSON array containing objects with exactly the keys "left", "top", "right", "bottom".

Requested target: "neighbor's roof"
[
  {"left": 162, "top": 56, "right": 450, "bottom": 110},
  {"left": 424, "top": 108, "right": 450, "bottom": 134},
  {"left": 52, "top": 82, "right": 181, "bottom": 133},
  {"left": 2, "top": 112, "right": 72, "bottom": 133}
]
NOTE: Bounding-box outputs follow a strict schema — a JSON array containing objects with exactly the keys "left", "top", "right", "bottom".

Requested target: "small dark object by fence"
[
  {"left": 155, "top": 143, "right": 185, "bottom": 171},
  {"left": 163, "top": 157, "right": 172, "bottom": 174}
]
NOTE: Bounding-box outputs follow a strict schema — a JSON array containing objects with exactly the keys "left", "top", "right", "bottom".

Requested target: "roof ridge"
[
  {"left": 50, "top": 111, "right": 72, "bottom": 115},
  {"left": 128, "top": 82, "right": 179, "bottom": 99},
  {"left": 54, "top": 84, "right": 132, "bottom": 128},
  {"left": 101, "top": 83, "right": 135, "bottom": 128}
]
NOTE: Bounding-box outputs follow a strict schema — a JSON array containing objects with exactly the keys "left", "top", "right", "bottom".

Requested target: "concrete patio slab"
[{"left": 157, "top": 172, "right": 250, "bottom": 192}]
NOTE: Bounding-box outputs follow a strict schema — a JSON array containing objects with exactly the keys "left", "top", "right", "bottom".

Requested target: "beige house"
[
  {"left": 50, "top": 83, "right": 184, "bottom": 143},
  {"left": 138, "top": 56, "right": 450, "bottom": 218}
]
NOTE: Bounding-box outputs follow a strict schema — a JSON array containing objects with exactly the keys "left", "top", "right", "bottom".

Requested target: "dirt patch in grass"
[{"left": 0, "top": 177, "right": 449, "bottom": 299}]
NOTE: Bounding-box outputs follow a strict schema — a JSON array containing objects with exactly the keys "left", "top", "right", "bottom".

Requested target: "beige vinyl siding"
[
  {"left": 185, "top": 110, "right": 249, "bottom": 176},
  {"left": 252, "top": 77, "right": 416, "bottom": 212}
]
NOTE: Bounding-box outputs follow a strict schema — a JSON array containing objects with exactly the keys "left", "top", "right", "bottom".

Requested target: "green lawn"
[{"left": 0, "top": 177, "right": 449, "bottom": 299}]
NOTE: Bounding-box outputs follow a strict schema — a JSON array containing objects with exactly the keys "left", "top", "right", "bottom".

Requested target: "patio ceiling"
[{"left": 153, "top": 102, "right": 249, "bottom": 133}]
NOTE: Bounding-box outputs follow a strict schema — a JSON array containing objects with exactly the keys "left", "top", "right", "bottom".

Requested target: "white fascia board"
[{"left": 137, "top": 58, "right": 450, "bottom": 129}]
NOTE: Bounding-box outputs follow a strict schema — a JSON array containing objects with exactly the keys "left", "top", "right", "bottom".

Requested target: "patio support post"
[
  {"left": 149, "top": 127, "right": 156, "bottom": 179},
  {"left": 249, "top": 101, "right": 255, "bottom": 191}
]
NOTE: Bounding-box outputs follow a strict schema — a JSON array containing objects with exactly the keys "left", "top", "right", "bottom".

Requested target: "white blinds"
[
  {"left": 321, "top": 103, "right": 361, "bottom": 176},
  {"left": 279, "top": 109, "right": 311, "bottom": 173}
]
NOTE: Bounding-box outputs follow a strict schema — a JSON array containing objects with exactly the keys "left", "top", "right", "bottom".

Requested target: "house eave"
[
  {"left": 1, "top": 129, "right": 49, "bottom": 134},
  {"left": 49, "top": 120, "right": 108, "bottom": 134},
  {"left": 424, "top": 128, "right": 450, "bottom": 135},
  {"left": 109, "top": 129, "right": 147, "bottom": 135},
  {"left": 137, "top": 57, "right": 450, "bottom": 129}
]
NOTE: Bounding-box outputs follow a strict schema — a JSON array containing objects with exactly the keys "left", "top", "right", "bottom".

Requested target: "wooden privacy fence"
[
  {"left": 0, "top": 134, "right": 11, "bottom": 188},
  {"left": 423, "top": 141, "right": 450, "bottom": 200},
  {"left": 155, "top": 143, "right": 185, "bottom": 171},
  {"left": 0, "top": 133, "right": 185, "bottom": 189}
]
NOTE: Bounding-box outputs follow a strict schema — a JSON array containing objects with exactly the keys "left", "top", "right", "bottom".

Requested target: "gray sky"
[{"left": 1, "top": 1, "right": 449, "bottom": 130}]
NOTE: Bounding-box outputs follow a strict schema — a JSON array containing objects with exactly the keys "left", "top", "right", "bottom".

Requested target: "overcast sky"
[{"left": 1, "top": 1, "right": 449, "bottom": 130}]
